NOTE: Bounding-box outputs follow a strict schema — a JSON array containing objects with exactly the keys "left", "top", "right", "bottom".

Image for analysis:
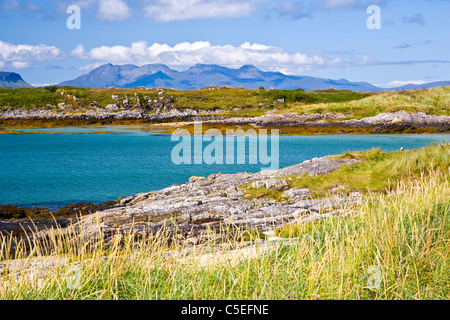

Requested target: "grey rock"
[{"left": 283, "top": 188, "right": 311, "bottom": 201}]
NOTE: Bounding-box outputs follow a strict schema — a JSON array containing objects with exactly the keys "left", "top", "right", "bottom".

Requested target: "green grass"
[
  {"left": 240, "top": 185, "right": 287, "bottom": 202},
  {"left": 0, "top": 87, "right": 60, "bottom": 110},
  {"left": 286, "top": 143, "right": 450, "bottom": 197},
  {"left": 261, "top": 88, "right": 373, "bottom": 105}
]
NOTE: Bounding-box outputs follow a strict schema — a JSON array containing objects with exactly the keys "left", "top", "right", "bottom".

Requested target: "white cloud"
[
  {"left": 97, "top": 0, "right": 131, "bottom": 21},
  {"left": 11, "top": 61, "right": 31, "bottom": 69},
  {"left": 381, "top": 80, "right": 427, "bottom": 88},
  {"left": 144, "top": 0, "right": 260, "bottom": 22},
  {"left": 31, "top": 83, "right": 57, "bottom": 87},
  {"left": 0, "top": 40, "right": 63, "bottom": 62},
  {"left": 71, "top": 44, "right": 85, "bottom": 57},
  {"left": 71, "top": 41, "right": 344, "bottom": 73}
]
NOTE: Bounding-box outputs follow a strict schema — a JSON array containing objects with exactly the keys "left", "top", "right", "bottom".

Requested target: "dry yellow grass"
[{"left": 285, "top": 86, "right": 450, "bottom": 118}]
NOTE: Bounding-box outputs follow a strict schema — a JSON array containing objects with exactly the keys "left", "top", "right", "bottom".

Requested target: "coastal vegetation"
[
  {"left": 287, "top": 143, "right": 450, "bottom": 196},
  {"left": 284, "top": 86, "right": 450, "bottom": 119},
  {"left": 0, "top": 85, "right": 448, "bottom": 119},
  {"left": 1, "top": 144, "right": 448, "bottom": 299}
]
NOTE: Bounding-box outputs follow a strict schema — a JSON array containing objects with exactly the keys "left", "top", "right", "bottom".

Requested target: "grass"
[
  {"left": 240, "top": 144, "right": 450, "bottom": 200},
  {"left": 240, "top": 183, "right": 288, "bottom": 202},
  {"left": 286, "top": 143, "right": 450, "bottom": 197},
  {"left": 0, "top": 87, "right": 60, "bottom": 110},
  {"left": 274, "top": 173, "right": 449, "bottom": 299},
  {"left": 0, "top": 145, "right": 449, "bottom": 299},
  {"left": 261, "top": 88, "right": 373, "bottom": 105},
  {"left": 284, "top": 86, "right": 450, "bottom": 119}
]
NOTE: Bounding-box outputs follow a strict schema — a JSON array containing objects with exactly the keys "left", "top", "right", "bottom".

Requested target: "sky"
[{"left": 0, "top": 0, "right": 449, "bottom": 87}]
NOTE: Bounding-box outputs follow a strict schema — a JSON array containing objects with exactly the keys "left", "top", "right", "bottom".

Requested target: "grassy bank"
[
  {"left": 0, "top": 145, "right": 449, "bottom": 299},
  {"left": 288, "top": 143, "right": 450, "bottom": 196},
  {"left": 242, "top": 144, "right": 450, "bottom": 200},
  {"left": 284, "top": 86, "right": 450, "bottom": 119}
]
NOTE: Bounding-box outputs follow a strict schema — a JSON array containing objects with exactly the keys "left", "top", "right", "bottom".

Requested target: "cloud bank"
[
  {"left": 70, "top": 40, "right": 449, "bottom": 74},
  {"left": 0, "top": 40, "right": 64, "bottom": 68},
  {"left": 70, "top": 41, "right": 349, "bottom": 73}
]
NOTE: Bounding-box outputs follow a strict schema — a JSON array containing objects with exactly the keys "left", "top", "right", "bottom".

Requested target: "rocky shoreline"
[
  {"left": 1, "top": 109, "right": 449, "bottom": 134},
  {"left": 0, "top": 108, "right": 449, "bottom": 257},
  {"left": 1, "top": 155, "right": 362, "bottom": 258}
]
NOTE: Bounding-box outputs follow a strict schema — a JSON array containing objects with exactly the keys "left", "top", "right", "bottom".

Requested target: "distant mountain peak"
[
  {"left": 97, "top": 63, "right": 113, "bottom": 70},
  {"left": 189, "top": 63, "right": 222, "bottom": 70},
  {"left": 0, "top": 71, "right": 32, "bottom": 89},
  {"left": 240, "top": 64, "right": 259, "bottom": 70}
]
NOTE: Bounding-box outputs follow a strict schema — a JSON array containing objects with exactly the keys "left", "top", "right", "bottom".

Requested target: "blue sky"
[{"left": 0, "top": 0, "right": 449, "bottom": 87}]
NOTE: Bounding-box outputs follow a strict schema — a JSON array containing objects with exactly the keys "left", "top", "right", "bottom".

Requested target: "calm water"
[{"left": 0, "top": 126, "right": 448, "bottom": 209}]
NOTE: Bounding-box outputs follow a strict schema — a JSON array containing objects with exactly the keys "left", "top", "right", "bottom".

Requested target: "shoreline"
[{"left": 1, "top": 109, "right": 450, "bottom": 135}]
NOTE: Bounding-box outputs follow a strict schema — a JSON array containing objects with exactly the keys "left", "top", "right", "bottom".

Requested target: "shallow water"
[{"left": 0, "top": 126, "right": 448, "bottom": 209}]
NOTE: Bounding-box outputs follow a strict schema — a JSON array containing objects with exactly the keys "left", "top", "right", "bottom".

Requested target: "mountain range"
[
  {"left": 57, "top": 63, "right": 449, "bottom": 92},
  {"left": 1, "top": 64, "right": 448, "bottom": 91},
  {"left": 0, "top": 72, "right": 32, "bottom": 89}
]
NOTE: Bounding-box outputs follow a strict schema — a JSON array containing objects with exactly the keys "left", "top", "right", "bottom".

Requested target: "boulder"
[
  {"left": 106, "top": 104, "right": 119, "bottom": 112},
  {"left": 251, "top": 179, "right": 289, "bottom": 191},
  {"left": 189, "top": 176, "right": 207, "bottom": 185}
]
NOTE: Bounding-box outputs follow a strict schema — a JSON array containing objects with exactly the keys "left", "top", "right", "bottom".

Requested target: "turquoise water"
[{"left": 0, "top": 127, "right": 448, "bottom": 209}]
